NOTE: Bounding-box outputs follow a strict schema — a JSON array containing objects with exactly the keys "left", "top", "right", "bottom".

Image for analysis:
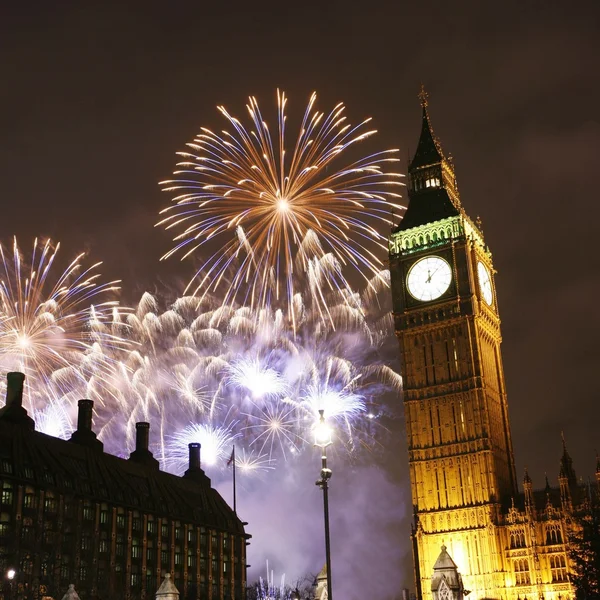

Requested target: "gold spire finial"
[{"left": 418, "top": 84, "right": 429, "bottom": 108}]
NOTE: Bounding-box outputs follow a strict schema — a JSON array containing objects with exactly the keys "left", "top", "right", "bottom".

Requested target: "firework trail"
[
  {"left": 157, "top": 91, "right": 404, "bottom": 324},
  {"left": 88, "top": 256, "right": 401, "bottom": 475},
  {"left": 0, "top": 237, "right": 129, "bottom": 417}
]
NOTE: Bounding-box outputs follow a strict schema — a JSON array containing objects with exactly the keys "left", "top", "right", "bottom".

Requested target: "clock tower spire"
[
  {"left": 400, "top": 85, "right": 462, "bottom": 232},
  {"left": 389, "top": 92, "right": 517, "bottom": 600}
]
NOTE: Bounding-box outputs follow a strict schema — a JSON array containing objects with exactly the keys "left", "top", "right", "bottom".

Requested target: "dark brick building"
[{"left": 0, "top": 372, "right": 249, "bottom": 600}]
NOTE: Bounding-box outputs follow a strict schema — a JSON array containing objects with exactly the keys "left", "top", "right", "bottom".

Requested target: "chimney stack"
[
  {"left": 136, "top": 422, "right": 150, "bottom": 452},
  {"left": 70, "top": 399, "right": 103, "bottom": 451},
  {"left": 189, "top": 443, "right": 201, "bottom": 470},
  {"left": 77, "top": 399, "right": 93, "bottom": 432},
  {"left": 184, "top": 443, "right": 207, "bottom": 481},
  {"left": 129, "top": 422, "right": 159, "bottom": 469},
  {"left": 0, "top": 372, "right": 34, "bottom": 430}
]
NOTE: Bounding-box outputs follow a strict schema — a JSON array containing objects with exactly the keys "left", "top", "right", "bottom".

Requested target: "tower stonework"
[{"left": 390, "top": 93, "right": 584, "bottom": 600}]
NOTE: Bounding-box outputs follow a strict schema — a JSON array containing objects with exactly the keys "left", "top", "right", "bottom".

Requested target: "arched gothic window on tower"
[
  {"left": 514, "top": 559, "right": 530, "bottom": 585},
  {"left": 546, "top": 525, "right": 563, "bottom": 545},
  {"left": 550, "top": 554, "right": 567, "bottom": 582}
]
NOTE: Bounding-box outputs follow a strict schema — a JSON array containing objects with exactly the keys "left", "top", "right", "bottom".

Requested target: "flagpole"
[{"left": 232, "top": 445, "right": 237, "bottom": 514}]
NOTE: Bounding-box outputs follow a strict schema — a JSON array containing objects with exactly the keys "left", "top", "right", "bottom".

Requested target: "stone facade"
[{"left": 389, "top": 91, "right": 598, "bottom": 600}]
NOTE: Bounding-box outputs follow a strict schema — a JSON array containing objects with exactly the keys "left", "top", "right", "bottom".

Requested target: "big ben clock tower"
[{"left": 390, "top": 90, "right": 518, "bottom": 599}]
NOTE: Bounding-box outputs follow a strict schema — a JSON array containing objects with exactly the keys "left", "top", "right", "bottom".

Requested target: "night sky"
[{"left": 2, "top": 0, "right": 599, "bottom": 591}]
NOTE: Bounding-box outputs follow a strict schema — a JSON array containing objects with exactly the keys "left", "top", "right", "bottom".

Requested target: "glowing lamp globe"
[
  {"left": 7, "top": 569, "right": 15, "bottom": 580},
  {"left": 314, "top": 416, "right": 332, "bottom": 448}
]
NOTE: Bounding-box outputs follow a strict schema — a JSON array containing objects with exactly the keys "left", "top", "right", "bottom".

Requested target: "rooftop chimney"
[
  {"left": 129, "top": 422, "right": 159, "bottom": 469},
  {"left": 70, "top": 399, "right": 103, "bottom": 451},
  {"left": 184, "top": 442, "right": 207, "bottom": 482},
  {"left": 0, "top": 372, "right": 34, "bottom": 430}
]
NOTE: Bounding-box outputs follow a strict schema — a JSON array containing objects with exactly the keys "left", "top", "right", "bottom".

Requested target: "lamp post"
[
  {"left": 6, "top": 569, "right": 15, "bottom": 600},
  {"left": 314, "top": 409, "right": 333, "bottom": 600}
]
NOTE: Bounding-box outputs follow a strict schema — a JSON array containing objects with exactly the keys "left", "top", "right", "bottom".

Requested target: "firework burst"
[
  {"left": 0, "top": 237, "right": 129, "bottom": 410},
  {"left": 158, "top": 91, "right": 403, "bottom": 322}
]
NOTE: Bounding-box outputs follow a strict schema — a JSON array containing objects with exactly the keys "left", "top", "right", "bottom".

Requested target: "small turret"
[
  {"left": 431, "top": 545, "right": 466, "bottom": 600},
  {"left": 559, "top": 433, "right": 575, "bottom": 510},
  {"left": 523, "top": 467, "right": 534, "bottom": 513}
]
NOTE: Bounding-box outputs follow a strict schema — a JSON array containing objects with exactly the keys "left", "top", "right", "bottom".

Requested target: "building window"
[
  {"left": 99, "top": 540, "right": 109, "bottom": 554},
  {"left": 23, "top": 488, "right": 36, "bottom": 509},
  {"left": 546, "top": 526, "right": 563, "bottom": 545},
  {"left": 162, "top": 523, "right": 169, "bottom": 539},
  {"left": 116, "top": 536, "right": 125, "bottom": 557},
  {"left": 21, "top": 556, "right": 33, "bottom": 575},
  {"left": 161, "top": 550, "right": 169, "bottom": 566},
  {"left": 510, "top": 530, "right": 526, "bottom": 548},
  {"left": 132, "top": 539, "right": 141, "bottom": 559},
  {"left": 147, "top": 518, "right": 157, "bottom": 535},
  {"left": 132, "top": 517, "right": 141, "bottom": 531},
  {"left": 81, "top": 536, "right": 91, "bottom": 551},
  {"left": 63, "top": 502, "right": 74, "bottom": 519},
  {"left": 41, "top": 554, "right": 51, "bottom": 577},
  {"left": 131, "top": 573, "right": 141, "bottom": 587},
  {"left": 82, "top": 504, "right": 94, "bottom": 520},
  {"left": 116, "top": 514, "right": 125, "bottom": 529},
  {"left": 514, "top": 559, "right": 530, "bottom": 586},
  {"left": 550, "top": 554, "right": 567, "bottom": 582},
  {"left": 188, "top": 555, "right": 197, "bottom": 569},
  {"left": 23, "top": 466, "right": 34, "bottom": 479},
  {"left": 44, "top": 496, "right": 57, "bottom": 513},
  {"left": 21, "top": 525, "right": 34, "bottom": 543},
  {"left": 100, "top": 508, "right": 109, "bottom": 525},
  {"left": 1, "top": 484, "right": 13, "bottom": 505},
  {"left": 188, "top": 528, "right": 196, "bottom": 544},
  {"left": 1, "top": 460, "right": 13, "bottom": 474},
  {"left": 175, "top": 552, "right": 182, "bottom": 566}
]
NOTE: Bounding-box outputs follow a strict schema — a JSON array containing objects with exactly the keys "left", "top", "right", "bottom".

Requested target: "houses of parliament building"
[{"left": 389, "top": 91, "right": 598, "bottom": 600}]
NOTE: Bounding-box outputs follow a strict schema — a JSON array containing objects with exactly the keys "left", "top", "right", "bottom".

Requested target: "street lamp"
[
  {"left": 6, "top": 569, "right": 15, "bottom": 600},
  {"left": 314, "top": 409, "right": 333, "bottom": 600}
]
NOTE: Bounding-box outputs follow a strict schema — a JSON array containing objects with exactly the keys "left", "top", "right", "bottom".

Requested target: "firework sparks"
[
  {"left": 228, "top": 356, "right": 288, "bottom": 401},
  {"left": 157, "top": 91, "right": 403, "bottom": 321},
  {"left": 0, "top": 237, "right": 129, "bottom": 410},
  {"left": 243, "top": 401, "right": 304, "bottom": 460},
  {"left": 234, "top": 448, "right": 275, "bottom": 475},
  {"left": 166, "top": 422, "right": 240, "bottom": 474}
]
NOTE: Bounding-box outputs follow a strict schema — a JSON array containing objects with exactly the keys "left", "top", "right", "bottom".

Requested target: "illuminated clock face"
[
  {"left": 477, "top": 261, "right": 493, "bottom": 305},
  {"left": 406, "top": 256, "right": 452, "bottom": 302}
]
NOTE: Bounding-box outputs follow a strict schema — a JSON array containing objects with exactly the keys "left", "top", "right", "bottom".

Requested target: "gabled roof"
[
  {"left": 433, "top": 545, "right": 458, "bottom": 571},
  {"left": 0, "top": 418, "right": 246, "bottom": 535}
]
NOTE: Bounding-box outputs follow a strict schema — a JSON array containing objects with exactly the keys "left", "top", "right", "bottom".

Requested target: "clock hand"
[{"left": 426, "top": 270, "right": 432, "bottom": 284}]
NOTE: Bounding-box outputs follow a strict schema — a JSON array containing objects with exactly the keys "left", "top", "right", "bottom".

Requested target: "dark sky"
[{"left": 2, "top": 0, "right": 599, "bottom": 587}]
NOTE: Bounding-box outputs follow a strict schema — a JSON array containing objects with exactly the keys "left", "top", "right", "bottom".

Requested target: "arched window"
[
  {"left": 514, "top": 559, "right": 530, "bottom": 585},
  {"left": 550, "top": 555, "right": 567, "bottom": 582},
  {"left": 546, "top": 526, "right": 562, "bottom": 545}
]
